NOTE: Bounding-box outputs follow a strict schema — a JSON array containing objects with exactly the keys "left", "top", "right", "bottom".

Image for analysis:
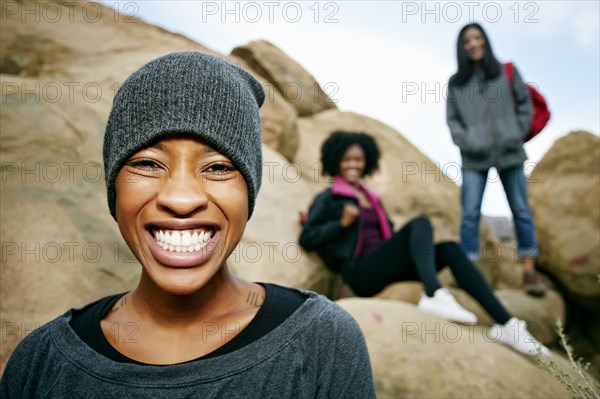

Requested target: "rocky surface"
[
  {"left": 338, "top": 298, "right": 570, "bottom": 398},
  {"left": 232, "top": 40, "right": 337, "bottom": 117},
  {"left": 483, "top": 215, "right": 515, "bottom": 241},
  {"left": 527, "top": 130, "right": 600, "bottom": 377},
  {"left": 528, "top": 131, "right": 600, "bottom": 310}
]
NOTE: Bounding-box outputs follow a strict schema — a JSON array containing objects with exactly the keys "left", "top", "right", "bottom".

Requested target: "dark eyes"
[
  {"left": 205, "top": 163, "right": 236, "bottom": 174},
  {"left": 127, "top": 159, "right": 160, "bottom": 170},
  {"left": 125, "top": 159, "right": 236, "bottom": 175}
]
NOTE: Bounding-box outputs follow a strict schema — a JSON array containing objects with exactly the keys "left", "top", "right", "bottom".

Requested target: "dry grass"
[{"left": 537, "top": 319, "right": 600, "bottom": 399}]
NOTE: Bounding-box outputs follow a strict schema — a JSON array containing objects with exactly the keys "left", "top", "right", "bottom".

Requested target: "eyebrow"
[
  {"left": 195, "top": 146, "right": 217, "bottom": 158},
  {"left": 151, "top": 142, "right": 166, "bottom": 151},
  {"left": 201, "top": 147, "right": 216, "bottom": 154}
]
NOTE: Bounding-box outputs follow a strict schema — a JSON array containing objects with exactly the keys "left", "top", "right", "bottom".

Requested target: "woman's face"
[
  {"left": 463, "top": 27, "right": 486, "bottom": 63},
  {"left": 115, "top": 137, "right": 248, "bottom": 295},
  {"left": 339, "top": 144, "right": 366, "bottom": 185}
]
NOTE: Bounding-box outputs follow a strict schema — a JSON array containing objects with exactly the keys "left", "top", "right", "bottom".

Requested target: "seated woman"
[
  {"left": 0, "top": 53, "right": 376, "bottom": 398},
  {"left": 299, "top": 131, "right": 549, "bottom": 357}
]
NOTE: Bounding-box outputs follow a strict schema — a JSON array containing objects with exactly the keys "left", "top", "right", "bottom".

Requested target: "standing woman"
[
  {"left": 446, "top": 22, "right": 545, "bottom": 296},
  {"left": 0, "top": 52, "right": 376, "bottom": 398},
  {"left": 299, "top": 131, "right": 549, "bottom": 357}
]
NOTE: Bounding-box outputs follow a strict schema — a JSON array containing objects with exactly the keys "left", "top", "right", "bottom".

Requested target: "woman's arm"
[
  {"left": 446, "top": 85, "right": 467, "bottom": 148},
  {"left": 299, "top": 192, "right": 345, "bottom": 251}
]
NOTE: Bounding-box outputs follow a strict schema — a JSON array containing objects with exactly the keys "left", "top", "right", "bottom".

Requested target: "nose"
[
  {"left": 350, "top": 159, "right": 363, "bottom": 168},
  {"left": 156, "top": 172, "right": 209, "bottom": 217}
]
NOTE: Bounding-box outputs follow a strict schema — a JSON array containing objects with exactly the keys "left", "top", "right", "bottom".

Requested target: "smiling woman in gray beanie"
[{"left": 0, "top": 52, "right": 376, "bottom": 398}]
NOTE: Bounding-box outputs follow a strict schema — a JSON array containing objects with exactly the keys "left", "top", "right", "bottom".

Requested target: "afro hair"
[{"left": 320, "top": 131, "right": 380, "bottom": 177}]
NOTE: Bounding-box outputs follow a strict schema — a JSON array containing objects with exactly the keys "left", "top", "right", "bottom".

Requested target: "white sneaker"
[
  {"left": 489, "top": 317, "right": 551, "bottom": 357},
  {"left": 418, "top": 288, "right": 478, "bottom": 324}
]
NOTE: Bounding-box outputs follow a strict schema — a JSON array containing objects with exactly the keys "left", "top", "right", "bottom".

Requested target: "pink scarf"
[{"left": 331, "top": 176, "right": 393, "bottom": 244}]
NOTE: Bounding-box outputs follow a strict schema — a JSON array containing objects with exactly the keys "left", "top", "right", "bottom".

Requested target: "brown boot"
[{"left": 523, "top": 270, "right": 546, "bottom": 297}]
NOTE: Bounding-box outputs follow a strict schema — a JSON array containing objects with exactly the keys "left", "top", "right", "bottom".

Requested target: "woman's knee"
[
  {"left": 410, "top": 215, "right": 432, "bottom": 229},
  {"left": 436, "top": 241, "right": 463, "bottom": 255},
  {"left": 435, "top": 241, "right": 474, "bottom": 270},
  {"left": 409, "top": 216, "right": 434, "bottom": 238},
  {"left": 462, "top": 206, "right": 482, "bottom": 221}
]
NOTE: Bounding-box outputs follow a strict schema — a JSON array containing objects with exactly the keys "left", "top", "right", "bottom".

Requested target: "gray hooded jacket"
[{"left": 446, "top": 64, "right": 533, "bottom": 170}]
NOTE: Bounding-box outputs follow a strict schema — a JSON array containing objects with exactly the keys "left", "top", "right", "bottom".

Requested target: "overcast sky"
[{"left": 101, "top": 1, "right": 600, "bottom": 217}]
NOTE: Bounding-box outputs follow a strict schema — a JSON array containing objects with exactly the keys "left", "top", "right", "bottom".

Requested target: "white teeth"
[
  {"left": 153, "top": 228, "right": 214, "bottom": 253},
  {"left": 181, "top": 231, "right": 191, "bottom": 246},
  {"left": 171, "top": 232, "right": 181, "bottom": 246}
]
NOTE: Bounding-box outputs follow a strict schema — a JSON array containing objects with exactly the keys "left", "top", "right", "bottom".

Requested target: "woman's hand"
[{"left": 340, "top": 204, "right": 360, "bottom": 227}]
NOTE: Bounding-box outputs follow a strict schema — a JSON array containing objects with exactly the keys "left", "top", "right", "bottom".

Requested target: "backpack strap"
[{"left": 504, "top": 62, "right": 514, "bottom": 85}]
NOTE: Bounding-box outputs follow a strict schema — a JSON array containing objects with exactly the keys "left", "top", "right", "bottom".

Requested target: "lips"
[{"left": 146, "top": 225, "right": 221, "bottom": 268}]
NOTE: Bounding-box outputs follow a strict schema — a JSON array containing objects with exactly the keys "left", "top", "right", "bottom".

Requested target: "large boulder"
[
  {"left": 338, "top": 298, "right": 570, "bottom": 398},
  {"left": 232, "top": 40, "right": 337, "bottom": 116},
  {"left": 227, "top": 57, "right": 300, "bottom": 162},
  {"left": 529, "top": 131, "right": 600, "bottom": 309},
  {"left": 0, "top": 0, "right": 213, "bottom": 93},
  {"left": 259, "top": 88, "right": 299, "bottom": 162}
]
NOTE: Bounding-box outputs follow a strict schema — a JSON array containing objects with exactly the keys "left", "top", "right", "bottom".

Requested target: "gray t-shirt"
[{"left": 0, "top": 290, "right": 376, "bottom": 398}]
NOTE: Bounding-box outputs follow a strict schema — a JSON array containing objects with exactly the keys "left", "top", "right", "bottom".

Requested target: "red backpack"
[{"left": 504, "top": 62, "right": 551, "bottom": 142}]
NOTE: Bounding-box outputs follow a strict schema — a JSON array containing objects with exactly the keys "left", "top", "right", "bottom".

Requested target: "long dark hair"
[{"left": 449, "top": 23, "right": 501, "bottom": 87}]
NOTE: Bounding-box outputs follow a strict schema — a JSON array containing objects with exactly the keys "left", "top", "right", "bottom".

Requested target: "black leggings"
[{"left": 343, "top": 216, "right": 511, "bottom": 324}]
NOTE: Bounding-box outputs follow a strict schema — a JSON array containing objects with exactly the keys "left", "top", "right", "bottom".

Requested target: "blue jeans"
[{"left": 460, "top": 165, "right": 538, "bottom": 261}]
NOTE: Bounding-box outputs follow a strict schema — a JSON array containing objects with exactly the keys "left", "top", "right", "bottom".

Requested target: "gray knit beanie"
[{"left": 103, "top": 52, "right": 265, "bottom": 219}]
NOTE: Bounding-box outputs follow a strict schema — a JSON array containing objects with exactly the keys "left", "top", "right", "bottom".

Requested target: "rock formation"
[
  {"left": 529, "top": 131, "right": 600, "bottom": 310},
  {"left": 232, "top": 40, "right": 337, "bottom": 117},
  {"left": 338, "top": 299, "right": 570, "bottom": 398}
]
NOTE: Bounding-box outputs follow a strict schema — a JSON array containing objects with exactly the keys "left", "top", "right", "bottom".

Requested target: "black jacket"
[{"left": 299, "top": 188, "right": 393, "bottom": 272}]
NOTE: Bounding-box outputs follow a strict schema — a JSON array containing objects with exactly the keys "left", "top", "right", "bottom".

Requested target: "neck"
[{"left": 131, "top": 265, "right": 257, "bottom": 325}]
